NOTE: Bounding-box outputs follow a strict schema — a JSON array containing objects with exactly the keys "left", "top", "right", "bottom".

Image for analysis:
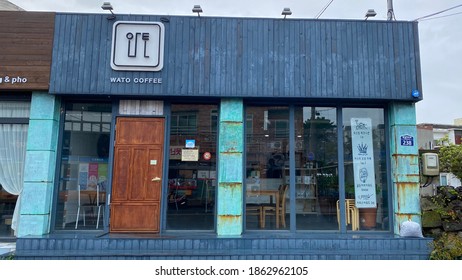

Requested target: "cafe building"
[{"left": 3, "top": 10, "right": 431, "bottom": 259}]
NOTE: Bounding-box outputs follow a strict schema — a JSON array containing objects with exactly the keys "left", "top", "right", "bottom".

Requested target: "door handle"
[{"left": 151, "top": 177, "right": 161, "bottom": 182}]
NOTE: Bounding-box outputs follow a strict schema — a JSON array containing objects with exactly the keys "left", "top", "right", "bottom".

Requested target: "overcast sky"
[{"left": 10, "top": 0, "right": 462, "bottom": 125}]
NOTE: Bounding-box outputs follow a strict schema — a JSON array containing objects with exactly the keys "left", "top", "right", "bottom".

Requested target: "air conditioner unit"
[{"left": 269, "top": 141, "right": 282, "bottom": 149}]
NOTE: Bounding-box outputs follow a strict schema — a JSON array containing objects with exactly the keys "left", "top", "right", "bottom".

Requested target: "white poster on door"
[{"left": 351, "top": 118, "right": 377, "bottom": 208}]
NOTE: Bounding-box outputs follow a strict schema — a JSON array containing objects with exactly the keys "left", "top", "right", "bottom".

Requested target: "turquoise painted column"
[
  {"left": 217, "top": 98, "right": 244, "bottom": 236},
  {"left": 389, "top": 102, "right": 421, "bottom": 235},
  {"left": 17, "top": 93, "right": 60, "bottom": 237}
]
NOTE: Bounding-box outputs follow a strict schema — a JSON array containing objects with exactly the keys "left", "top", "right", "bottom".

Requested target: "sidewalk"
[{"left": 0, "top": 242, "right": 16, "bottom": 257}]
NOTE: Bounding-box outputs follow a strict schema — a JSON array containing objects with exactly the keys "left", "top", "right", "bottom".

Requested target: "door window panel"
[
  {"left": 55, "top": 102, "right": 112, "bottom": 230},
  {"left": 166, "top": 104, "right": 217, "bottom": 230}
]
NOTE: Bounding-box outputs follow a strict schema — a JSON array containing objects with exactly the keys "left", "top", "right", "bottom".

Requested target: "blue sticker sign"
[
  {"left": 307, "top": 152, "right": 315, "bottom": 161},
  {"left": 185, "top": 139, "right": 195, "bottom": 148},
  {"left": 400, "top": 135, "right": 414, "bottom": 146}
]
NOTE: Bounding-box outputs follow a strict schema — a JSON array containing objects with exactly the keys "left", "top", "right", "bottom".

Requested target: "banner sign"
[{"left": 351, "top": 118, "right": 377, "bottom": 208}]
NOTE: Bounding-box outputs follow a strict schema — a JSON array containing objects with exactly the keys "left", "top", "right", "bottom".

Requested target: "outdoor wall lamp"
[
  {"left": 282, "top": 7, "right": 292, "bottom": 19},
  {"left": 365, "top": 9, "right": 377, "bottom": 20},
  {"left": 192, "top": 5, "right": 203, "bottom": 17},
  {"left": 101, "top": 2, "right": 116, "bottom": 20}
]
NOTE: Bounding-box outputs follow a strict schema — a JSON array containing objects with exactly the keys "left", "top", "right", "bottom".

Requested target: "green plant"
[
  {"left": 345, "top": 184, "right": 355, "bottom": 198},
  {"left": 0, "top": 253, "right": 15, "bottom": 260},
  {"left": 430, "top": 187, "right": 462, "bottom": 221},
  {"left": 429, "top": 232, "right": 462, "bottom": 260},
  {"left": 437, "top": 135, "right": 462, "bottom": 181}
]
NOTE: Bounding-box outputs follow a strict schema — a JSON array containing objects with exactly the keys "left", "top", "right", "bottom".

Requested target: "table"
[
  {"left": 80, "top": 190, "right": 105, "bottom": 205},
  {"left": 247, "top": 189, "right": 280, "bottom": 228}
]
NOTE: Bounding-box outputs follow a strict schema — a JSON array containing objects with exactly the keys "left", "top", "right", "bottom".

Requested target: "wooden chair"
[
  {"left": 336, "top": 199, "right": 359, "bottom": 231},
  {"left": 261, "top": 184, "right": 288, "bottom": 228},
  {"left": 246, "top": 203, "right": 263, "bottom": 228}
]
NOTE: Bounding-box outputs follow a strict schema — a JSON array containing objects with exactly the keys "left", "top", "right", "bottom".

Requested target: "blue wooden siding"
[
  {"left": 15, "top": 235, "right": 432, "bottom": 260},
  {"left": 50, "top": 14, "right": 421, "bottom": 101}
]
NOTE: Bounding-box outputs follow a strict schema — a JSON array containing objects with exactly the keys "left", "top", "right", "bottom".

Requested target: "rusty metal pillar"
[
  {"left": 217, "top": 98, "right": 244, "bottom": 236},
  {"left": 389, "top": 102, "right": 421, "bottom": 235}
]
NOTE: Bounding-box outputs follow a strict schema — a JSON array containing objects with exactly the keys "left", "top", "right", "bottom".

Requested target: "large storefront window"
[
  {"left": 343, "top": 108, "right": 388, "bottom": 231},
  {"left": 55, "top": 102, "right": 112, "bottom": 230},
  {"left": 295, "top": 106, "right": 338, "bottom": 230},
  {"left": 0, "top": 100, "right": 30, "bottom": 237},
  {"left": 245, "top": 105, "right": 389, "bottom": 232},
  {"left": 166, "top": 104, "right": 217, "bottom": 230},
  {"left": 245, "top": 106, "right": 290, "bottom": 230},
  {"left": 245, "top": 106, "right": 338, "bottom": 231}
]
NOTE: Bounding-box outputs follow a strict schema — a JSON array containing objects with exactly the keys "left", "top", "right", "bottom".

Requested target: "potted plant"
[
  {"left": 345, "top": 184, "right": 355, "bottom": 199},
  {"left": 317, "top": 174, "right": 338, "bottom": 215}
]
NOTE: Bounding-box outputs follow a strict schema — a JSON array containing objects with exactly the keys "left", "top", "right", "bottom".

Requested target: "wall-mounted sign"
[
  {"left": 400, "top": 134, "right": 414, "bottom": 146},
  {"left": 185, "top": 139, "right": 195, "bottom": 148},
  {"left": 181, "top": 149, "right": 199, "bottom": 162},
  {"left": 0, "top": 12, "right": 54, "bottom": 91},
  {"left": 111, "top": 21, "right": 165, "bottom": 71},
  {"left": 0, "top": 75, "right": 28, "bottom": 85},
  {"left": 351, "top": 118, "right": 377, "bottom": 208},
  {"left": 109, "top": 77, "right": 162, "bottom": 84}
]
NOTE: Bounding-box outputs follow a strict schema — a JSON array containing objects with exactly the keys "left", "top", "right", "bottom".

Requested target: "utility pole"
[{"left": 387, "top": 0, "right": 395, "bottom": 20}]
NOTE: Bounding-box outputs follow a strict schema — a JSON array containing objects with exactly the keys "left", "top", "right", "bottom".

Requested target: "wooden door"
[{"left": 110, "top": 117, "right": 164, "bottom": 232}]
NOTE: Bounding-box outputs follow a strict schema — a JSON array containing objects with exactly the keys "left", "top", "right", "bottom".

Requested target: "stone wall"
[{"left": 421, "top": 186, "right": 462, "bottom": 237}]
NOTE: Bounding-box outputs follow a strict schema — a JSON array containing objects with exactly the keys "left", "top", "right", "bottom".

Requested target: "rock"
[
  {"left": 429, "top": 228, "right": 444, "bottom": 237},
  {"left": 438, "top": 186, "right": 458, "bottom": 200},
  {"left": 422, "top": 210, "right": 442, "bottom": 228},
  {"left": 421, "top": 196, "right": 438, "bottom": 211},
  {"left": 442, "top": 221, "right": 462, "bottom": 232},
  {"left": 448, "top": 200, "right": 462, "bottom": 210}
]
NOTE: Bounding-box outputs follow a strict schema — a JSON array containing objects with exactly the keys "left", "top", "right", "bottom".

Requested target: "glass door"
[{"left": 166, "top": 104, "right": 218, "bottom": 230}]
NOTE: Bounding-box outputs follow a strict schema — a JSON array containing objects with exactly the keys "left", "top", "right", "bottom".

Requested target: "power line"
[
  {"left": 414, "top": 3, "right": 462, "bottom": 21},
  {"left": 418, "top": 11, "right": 462, "bottom": 22},
  {"left": 315, "top": 0, "right": 334, "bottom": 19}
]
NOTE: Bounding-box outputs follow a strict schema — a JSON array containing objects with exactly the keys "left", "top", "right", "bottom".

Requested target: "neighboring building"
[
  {"left": 0, "top": 0, "right": 23, "bottom": 11},
  {"left": 0, "top": 10, "right": 55, "bottom": 238},
  {"left": 1, "top": 10, "right": 432, "bottom": 259},
  {"left": 0, "top": 0, "right": 24, "bottom": 238},
  {"left": 417, "top": 122, "right": 462, "bottom": 149},
  {"left": 417, "top": 122, "right": 462, "bottom": 189}
]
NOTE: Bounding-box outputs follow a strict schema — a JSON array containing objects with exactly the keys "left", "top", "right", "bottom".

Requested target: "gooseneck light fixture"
[
  {"left": 282, "top": 7, "right": 292, "bottom": 19},
  {"left": 192, "top": 5, "right": 203, "bottom": 17},
  {"left": 101, "top": 2, "right": 116, "bottom": 20},
  {"left": 365, "top": 9, "right": 377, "bottom": 20}
]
